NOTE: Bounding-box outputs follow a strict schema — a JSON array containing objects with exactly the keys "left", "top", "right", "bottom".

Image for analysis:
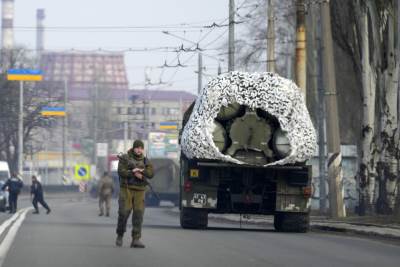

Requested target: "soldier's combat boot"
[
  {"left": 130, "top": 239, "right": 145, "bottom": 248},
  {"left": 115, "top": 235, "right": 123, "bottom": 247}
]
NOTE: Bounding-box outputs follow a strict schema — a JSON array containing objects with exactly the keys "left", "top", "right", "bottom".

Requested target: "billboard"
[{"left": 148, "top": 132, "right": 179, "bottom": 159}]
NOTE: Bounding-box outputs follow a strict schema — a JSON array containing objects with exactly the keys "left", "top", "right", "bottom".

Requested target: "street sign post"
[
  {"left": 74, "top": 164, "right": 91, "bottom": 181},
  {"left": 7, "top": 69, "right": 43, "bottom": 175}
]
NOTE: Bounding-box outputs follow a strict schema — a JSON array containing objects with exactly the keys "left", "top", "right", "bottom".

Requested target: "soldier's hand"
[{"left": 134, "top": 172, "right": 144, "bottom": 180}]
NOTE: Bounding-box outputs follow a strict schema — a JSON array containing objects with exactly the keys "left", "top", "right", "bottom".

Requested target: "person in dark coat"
[
  {"left": 31, "top": 175, "right": 51, "bottom": 214},
  {"left": 1, "top": 172, "right": 24, "bottom": 214}
]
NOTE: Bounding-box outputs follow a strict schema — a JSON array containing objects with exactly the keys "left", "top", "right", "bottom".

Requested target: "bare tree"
[
  {"left": 331, "top": 0, "right": 399, "bottom": 215},
  {"left": 0, "top": 48, "right": 57, "bottom": 172}
]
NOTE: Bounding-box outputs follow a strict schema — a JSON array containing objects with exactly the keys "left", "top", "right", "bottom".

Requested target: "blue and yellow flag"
[{"left": 7, "top": 69, "right": 43, "bottom": 81}]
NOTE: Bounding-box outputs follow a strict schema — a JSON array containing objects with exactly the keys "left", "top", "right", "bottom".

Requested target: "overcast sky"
[{"left": 10, "top": 0, "right": 238, "bottom": 95}]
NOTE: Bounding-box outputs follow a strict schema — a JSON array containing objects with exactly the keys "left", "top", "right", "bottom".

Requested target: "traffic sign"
[
  {"left": 96, "top": 143, "right": 108, "bottom": 157},
  {"left": 7, "top": 69, "right": 43, "bottom": 81},
  {"left": 41, "top": 106, "right": 66, "bottom": 117},
  {"left": 74, "top": 164, "right": 90, "bottom": 181}
]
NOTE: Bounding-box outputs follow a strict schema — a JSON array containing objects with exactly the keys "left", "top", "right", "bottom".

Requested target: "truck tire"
[
  {"left": 180, "top": 208, "right": 208, "bottom": 229},
  {"left": 274, "top": 212, "right": 310, "bottom": 233}
]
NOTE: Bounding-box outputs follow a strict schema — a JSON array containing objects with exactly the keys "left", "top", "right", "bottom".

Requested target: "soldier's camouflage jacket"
[{"left": 117, "top": 149, "right": 154, "bottom": 191}]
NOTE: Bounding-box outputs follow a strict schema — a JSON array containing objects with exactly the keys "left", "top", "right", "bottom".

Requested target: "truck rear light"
[
  {"left": 303, "top": 186, "right": 312, "bottom": 198},
  {"left": 184, "top": 181, "right": 193, "bottom": 192}
]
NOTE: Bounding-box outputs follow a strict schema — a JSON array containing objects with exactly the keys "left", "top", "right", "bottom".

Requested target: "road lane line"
[
  {"left": 0, "top": 208, "right": 32, "bottom": 267},
  {"left": 0, "top": 209, "right": 25, "bottom": 237}
]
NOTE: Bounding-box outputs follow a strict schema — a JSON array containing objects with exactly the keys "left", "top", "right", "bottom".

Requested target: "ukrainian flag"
[
  {"left": 160, "top": 122, "right": 178, "bottom": 130},
  {"left": 7, "top": 69, "right": 43, "bottom": 81},
  {"left": 41, "top": 107, "right": 66, "bottom": 117}
]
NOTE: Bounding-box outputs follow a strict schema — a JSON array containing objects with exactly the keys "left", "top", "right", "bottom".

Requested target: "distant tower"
[
  {"left": 1, "top": 0, "right": 15, "bottom": 70},
  {"left": 36, "top": 9, "right": 45, "bottom": 59}
]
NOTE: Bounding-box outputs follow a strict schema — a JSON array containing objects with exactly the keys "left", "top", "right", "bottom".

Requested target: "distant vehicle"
[
  {"left": 0, "top": 162, "right": 10, "bottom": 212},
  {"left": 146, "top": 158, "right": 179, "bottom": 206},
  {"left": 107, "top": 154, "right": 179, "bottom": 206},
  {"left": 0, "top": 161, "right": 10, "bottom": 181},
  {"left": 0, "top": 180, "right": 8, "bottom": 212}
]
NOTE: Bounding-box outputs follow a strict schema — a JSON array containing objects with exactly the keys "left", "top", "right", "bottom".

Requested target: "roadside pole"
[
  {"left": 62, "top": 79, "right": 68, "bottom": 177},
  {"left": 7, "top": 69, "right": 43, "bottom": 175},
  {"left": 295, "top": 0, "right": 307, "bottom": 97},
  {"left": 320, "top": 0, "right": 345, "bottom": 218},
  {"left": 266, "top": 0, "right": 275, "bottom": 73},
  {"left": 198, "top": 52, "right": 203, "bottom": 94},
  {"left": 18, "top": 80, "right": 23, "bottom": 175},
  {"left": 228, "top": 0, "right": 235, "bottom": 72}
]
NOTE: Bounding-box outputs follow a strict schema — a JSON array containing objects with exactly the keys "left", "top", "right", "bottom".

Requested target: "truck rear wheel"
[
  {"left": 180, "top": 208, "right": 208, "bottom": 229},
  {"left": 274, "top": 212, "right": 310, "bottom": 233}
]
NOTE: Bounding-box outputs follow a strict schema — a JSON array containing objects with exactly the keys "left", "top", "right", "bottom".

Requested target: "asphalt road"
[{"left": 0, "top": 195, "right": 400, "bottom": 267}]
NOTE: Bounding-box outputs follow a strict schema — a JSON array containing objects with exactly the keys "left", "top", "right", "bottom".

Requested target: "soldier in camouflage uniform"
[
  {"left": 98, "top": 171, "right": 114, "bottom": 217},
  {"left": 115, "top": 140, "right": 154, "bottom": 248}
]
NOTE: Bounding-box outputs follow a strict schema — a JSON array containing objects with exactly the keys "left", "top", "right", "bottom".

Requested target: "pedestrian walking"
[
  {"left": 31, "top": 175, "right": 51, "bottom": 214},
  {"left": 1, "top": 172, "right": 23, "bottom": 214},
  {"left": 98, "top": 171, "right": 114, "bottom": 217},
  {"left": 115, "top": 140, "right": 154, "bottom": 248}
]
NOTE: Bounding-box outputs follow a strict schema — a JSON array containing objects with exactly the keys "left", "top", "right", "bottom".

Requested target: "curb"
[{"left": 168, "top": 208, "right": 400, "bottom": 240}]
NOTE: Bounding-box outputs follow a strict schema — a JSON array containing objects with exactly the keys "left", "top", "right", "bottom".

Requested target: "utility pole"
[
  {"left": 123, "top": 88, "right": 129, "bottom": 152},
  {"left": 321, "top": 0, "right": 345, "bottom": 218},
  {"left": 228, "top": 0, "right": 235, "bottom": 72},
  {"left": 218, "top": 63, "right": 222, "bottom": 75},
  {"left": 18, "top": 80, "right": 23, "bottom": 175},
  {"left": 312, "top": 4, "right": 327, "bottom": 214},
  {"left": 285, "top": 37, "right": 292, "bottom": 79},
  {"left": 295, "top": 0, "right": 307, "bottom": 97},
  {"left": 266, "top": 0, "right": 275, "bottom": 73},
  {"left": 92, "top": 76, "right": 98, "bottom": 168},
  {"left": 198, "top": 52, "right": 203, "bottom": 94},
  {"left": 62, "top": 79, "right": 68, "bottom": 176},
  {"left": 143, "top": 68, "right": 150, "bottom": 141}
]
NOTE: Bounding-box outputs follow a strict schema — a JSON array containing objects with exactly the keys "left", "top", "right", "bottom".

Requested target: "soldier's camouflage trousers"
[{"left": 116, "top": 187, "right": 145, "bottom": 239}]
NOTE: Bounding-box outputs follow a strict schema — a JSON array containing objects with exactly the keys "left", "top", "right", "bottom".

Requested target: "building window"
[
  {"left": 151, "top": 107, "right": 156, "bottom": 115},
  {"left": 136, "top": 107, "right": 144, "bottom": 114}
]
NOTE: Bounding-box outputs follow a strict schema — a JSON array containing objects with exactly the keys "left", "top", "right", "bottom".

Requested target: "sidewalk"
[
  {"left": 170, "top": 208, "right": 400, "bottom": 240},
  {"left": 310, "top": 215, "right": 400, "bottom": 240}
]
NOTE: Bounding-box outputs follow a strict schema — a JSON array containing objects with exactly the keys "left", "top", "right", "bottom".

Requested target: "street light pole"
[
  {"left": 62, "top": 79, "right": 68, "bottom": 176},
  {"left": 198, "top": 52, "right": 203, "bottom": 94},
  {"left": 228, "top": 0, "right": 235, "bottom": 72},
  {"left": 18, "top": 80, "right": 24, "bottom": 175},
  {"left": 266, "top": 0, "right": 276, "bottom": 73},
  {"left": 321, "top": 0, "right": 345, "bottom": 218}
]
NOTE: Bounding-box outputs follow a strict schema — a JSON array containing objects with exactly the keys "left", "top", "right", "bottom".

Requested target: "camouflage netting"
[{"left": 181, "top": 71, "right": 317, "bottom": 166}]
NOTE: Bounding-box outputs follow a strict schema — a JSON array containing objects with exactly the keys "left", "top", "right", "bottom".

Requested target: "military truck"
[
  {"left": 107, "top": 154, "right": 179, "bottom": 206},
  {"left": 179, "top": 72, "right": 316, "bottom": 232}
]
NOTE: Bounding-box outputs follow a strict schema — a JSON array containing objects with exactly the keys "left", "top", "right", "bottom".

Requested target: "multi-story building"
[{"left": 29, "top": 51, "right": 196, "bottom": 184}]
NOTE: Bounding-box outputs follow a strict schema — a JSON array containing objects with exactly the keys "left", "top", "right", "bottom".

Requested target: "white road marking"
[
  {"left": 0, "top": 208, "right": 32, "bottom": 267},
  {"left": 0, "top": 209, "right": 25, "bottom": 237}
]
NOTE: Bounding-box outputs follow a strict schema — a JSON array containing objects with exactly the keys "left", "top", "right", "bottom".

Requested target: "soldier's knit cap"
[{"left": 133, "top": 139, "right": 144, "bottom": 149}]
